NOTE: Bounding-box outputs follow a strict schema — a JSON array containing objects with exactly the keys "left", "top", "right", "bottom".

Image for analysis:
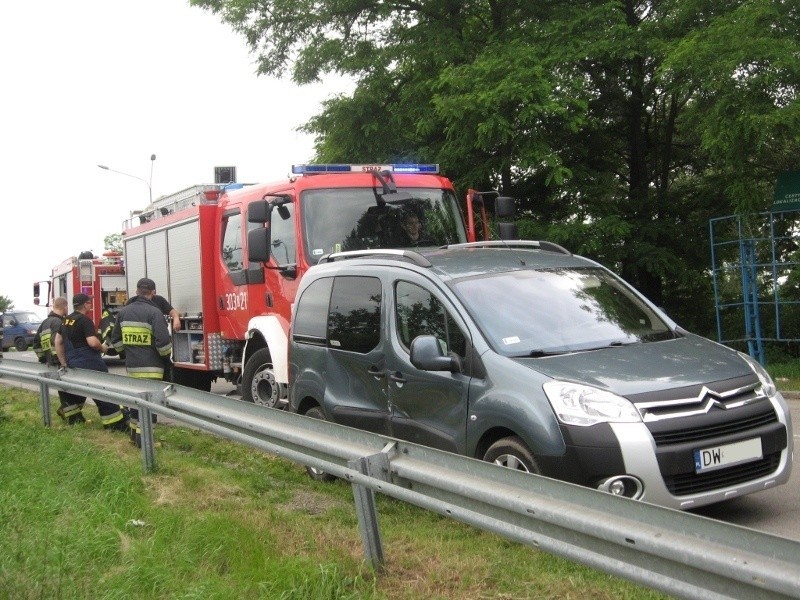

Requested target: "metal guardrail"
[{"left": 1, "top": 356, "right": 799, "bottom": 600}]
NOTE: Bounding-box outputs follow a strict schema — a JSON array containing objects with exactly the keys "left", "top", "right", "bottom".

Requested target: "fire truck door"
[{"left": 217, "top": 209, "right": 252, "bottom": 338}]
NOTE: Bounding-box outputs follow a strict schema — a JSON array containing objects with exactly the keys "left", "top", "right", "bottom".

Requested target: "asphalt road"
[{"left": 3, "top": 350, "right": 799, "bottom": 541}]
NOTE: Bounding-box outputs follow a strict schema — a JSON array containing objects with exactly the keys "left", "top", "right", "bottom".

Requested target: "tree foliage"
[
  {"left": 191, "top": 0, "right": 800, "bottom": 334},
  {"left": 104, "top": 233, "right": 123, "bottom": 254},
  {"left": 0, "top": 296, "right": 14, "bottom": 313}
]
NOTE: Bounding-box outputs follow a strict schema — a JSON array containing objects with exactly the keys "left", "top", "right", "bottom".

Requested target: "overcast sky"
[{"left": 0, "top": 0, "right": 351, "bottom": 315}]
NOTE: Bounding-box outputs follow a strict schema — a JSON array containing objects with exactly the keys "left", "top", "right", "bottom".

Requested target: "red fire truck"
[
  {"left": 33, "top": 251, "right": 128, "bottom": 332},
  {"left": 121, "top": 164, "right": 511, "bottom": 403}
]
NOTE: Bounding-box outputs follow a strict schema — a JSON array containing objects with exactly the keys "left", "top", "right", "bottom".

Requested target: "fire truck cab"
[
  {"left": 33, "top": 251, "right": 128, "bottom": 333},
  {"left": 123, "top": 164, "right": 494, "bottom": 403}
]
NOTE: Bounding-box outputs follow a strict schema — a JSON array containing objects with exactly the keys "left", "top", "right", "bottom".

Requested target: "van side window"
[
  {"left": 221, "top": 211, "right": 244, "bottom": 272},
  {"left": 395, "top": 281, "right": 467, "bottom": 360},
  {"left": 328, "top": 276, "right": 381, "bottom": 353},
  {"left": 293, "top": 277, "right": 333, "bottom": 345}
]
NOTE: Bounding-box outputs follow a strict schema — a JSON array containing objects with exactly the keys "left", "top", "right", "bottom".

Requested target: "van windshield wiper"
[{"left": 526, "top": 349, "right": 571, "bottom": 357}]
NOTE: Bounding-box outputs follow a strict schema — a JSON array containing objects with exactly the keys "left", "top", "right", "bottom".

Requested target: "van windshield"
[
  {"left": 300, "top": 187, "right": 467, "bottom": 262},
  {"left": 452, "top": 267, "right": 675, "bottom": 357},
  {"left": 11, "top": 312, "right": 41, "bottom": 324}
]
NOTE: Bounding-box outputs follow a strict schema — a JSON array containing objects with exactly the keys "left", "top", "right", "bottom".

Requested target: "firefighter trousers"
[{"left": 62, "top": 344, "right": 128, "bottom": 430}]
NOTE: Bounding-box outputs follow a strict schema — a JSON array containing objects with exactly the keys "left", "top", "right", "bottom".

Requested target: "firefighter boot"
[
  {"left": 68, "top": 413, "right": 87, "bottom": 425},
  {"left": 57, "top": 407, "right": 86, "bottom": 425},
  {"left": 104, "top": 417, "right": 130, "bottom": 434}
]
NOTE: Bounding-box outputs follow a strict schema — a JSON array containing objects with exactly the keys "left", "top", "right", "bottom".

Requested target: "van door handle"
[
  {"left": 388, "top": 371, "right": 406, "bottom": 384},
  {"left": 368, "top": 366, "right": 385, "bottom": 379}
]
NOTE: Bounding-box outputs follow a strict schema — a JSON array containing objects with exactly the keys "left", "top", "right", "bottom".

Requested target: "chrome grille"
[{"left": 650, "top": 406, "right": 777, "bottom": 446}]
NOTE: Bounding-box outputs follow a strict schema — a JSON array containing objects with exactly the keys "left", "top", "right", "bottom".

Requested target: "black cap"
[
  {"left": 136, "top": 277, "right": 156, "bottom": 291},
  {"left": 73, "top": 293, "right": 92, "bottom": 307}
]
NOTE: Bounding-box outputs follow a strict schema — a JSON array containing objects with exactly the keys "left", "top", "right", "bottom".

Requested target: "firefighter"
[
  {"left": 122, "top": 288, "right": 179, "bottom": 380},
  {"left": 33, "top": 297, "right": 72, "bottom": 419},
  {"left": 110, "top": 278, "right": 173, "bottom": 447},
  {"left": 54, "top": 293, "right": 129, "bottom": 431},
  {"left": 33, "top": 297, "right": 68, "bottom": 364}
]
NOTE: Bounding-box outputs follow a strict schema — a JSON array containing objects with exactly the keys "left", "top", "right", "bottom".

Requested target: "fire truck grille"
[{"left": 664, "top": 452, "right": 782, "bottom": 496}]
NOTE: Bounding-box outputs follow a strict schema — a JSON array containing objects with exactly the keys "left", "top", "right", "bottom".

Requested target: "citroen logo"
[{"left": 696, "top": 386, "right": 728, "bottom": 409}]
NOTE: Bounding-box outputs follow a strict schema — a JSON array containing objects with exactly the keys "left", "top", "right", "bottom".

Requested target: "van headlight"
[
  {"left": 543, "top": 381, "right": 641, "bottom": 426},
  {"left": 738, "top": 352, "right": 777, "bottom": 397}
]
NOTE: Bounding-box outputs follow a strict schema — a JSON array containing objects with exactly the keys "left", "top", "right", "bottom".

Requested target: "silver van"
[{"left": 288, "top": 243, "right": 793, "bottom": 509}]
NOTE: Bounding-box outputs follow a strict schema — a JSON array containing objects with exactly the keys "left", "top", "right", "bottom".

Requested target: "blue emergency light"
[{"left": 292, "top": 163, "right": 439, "bottom": 175}]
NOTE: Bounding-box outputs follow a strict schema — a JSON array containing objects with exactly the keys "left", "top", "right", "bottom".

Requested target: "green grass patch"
[
  {"left": 0, "top": 386, "right": 666, "bottom": 599},
  {"left": 768, "top": 362, "right": 800, "bottom": 392}
]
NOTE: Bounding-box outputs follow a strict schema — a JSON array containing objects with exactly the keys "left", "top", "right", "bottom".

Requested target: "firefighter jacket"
[
  {"left": 110, "top": 295, "right": 172, "bottom": 379},
  {"left": 33, "top": 311, "right": 64, "bottom": 365},
  {"left": 99, "top": 309, "right": 115, "bottom": 343}
]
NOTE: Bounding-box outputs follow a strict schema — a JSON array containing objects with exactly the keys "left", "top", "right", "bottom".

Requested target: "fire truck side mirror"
[
  {"left": 495, "top": 196, "right": 516, "bottom": 219},
  {"left": 248, "top": 200, "right": 271, "bottom": 223},
  {"left": 498, "top": 222, "right": 519, "bottom": 240},
  {"left": 248, "top": 227, "right": 272, "bottom": 263}
]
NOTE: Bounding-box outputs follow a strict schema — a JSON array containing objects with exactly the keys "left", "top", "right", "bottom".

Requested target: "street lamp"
[{"left": 98, "top": 154, "right": 156, "bottom": 205}]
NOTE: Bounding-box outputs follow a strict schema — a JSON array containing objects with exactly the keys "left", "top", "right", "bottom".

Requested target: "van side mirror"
[{"left": 410, "top": 335, "right": 460, "bottom": 373}]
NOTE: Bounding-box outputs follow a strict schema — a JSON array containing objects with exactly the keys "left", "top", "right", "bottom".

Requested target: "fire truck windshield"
[{"left": 301, "top": 187, "right": 467, "bottom": 261}]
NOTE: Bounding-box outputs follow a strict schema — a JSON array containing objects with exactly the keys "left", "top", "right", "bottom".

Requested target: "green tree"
[
  {"left": 104, "top": 233, "right": 123, "bottom": 254},
  {"left": 191, "top": 0, "right": 800, "bottom": 334},
  {"left": 0, "top": 296, "right": 14, "bottom": 313}
]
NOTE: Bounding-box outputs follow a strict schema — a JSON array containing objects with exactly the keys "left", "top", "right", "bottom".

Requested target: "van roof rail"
[
  {"left": 444, "top": 240, "right": 571, "bottom": 255},
  {"left": 319, "top": 248, "right": 432, "bottom": 267}
]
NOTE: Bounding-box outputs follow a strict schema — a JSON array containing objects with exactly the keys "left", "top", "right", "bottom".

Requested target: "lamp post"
[{"left": 98, "top": 154, "right": 156, "bottom": 205}]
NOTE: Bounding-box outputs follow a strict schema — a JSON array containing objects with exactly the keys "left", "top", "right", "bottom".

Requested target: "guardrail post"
[
  {"left": 38, "top": 380, "right": 52, "bottom": 428},
  {"left": 138, "top": 391, "right": 159, "bottom": 473},
  {"left": 348, "top": 442, "right": 394, "bottom": 571},
  {"left": 349, "top": 456, "right": 385, "bottom": 570}
]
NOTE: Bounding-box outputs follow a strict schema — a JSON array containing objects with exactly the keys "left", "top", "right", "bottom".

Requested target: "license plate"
[{"left": 693, "top": 437, "right": 763, "bottom": 473}]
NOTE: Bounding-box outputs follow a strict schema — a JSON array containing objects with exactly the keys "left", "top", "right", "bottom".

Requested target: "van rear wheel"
[
  {"left": 303, "top": 406, "right": 336, "bottom": 482},
  {"left": 483, "top": 436, "right": 541, "bottom": 474}
]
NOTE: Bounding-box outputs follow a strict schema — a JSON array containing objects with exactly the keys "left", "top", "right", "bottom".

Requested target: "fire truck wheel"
[
  {"left": 303, "top": 406, "right": 336, "bottom": 482},
  {"left": 243, "top": 348, "right": 282, "bottom": 408}
]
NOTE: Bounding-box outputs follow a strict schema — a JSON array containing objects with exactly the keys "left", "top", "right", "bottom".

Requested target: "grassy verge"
[
  {"left": 0, "top": 386, "right": 666, "bottom": 600},
  {"left": 769, "top": 362, "right": 800, "bottom": 393}
]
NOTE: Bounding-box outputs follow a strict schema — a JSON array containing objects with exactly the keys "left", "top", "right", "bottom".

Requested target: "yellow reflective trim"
[
  {"left": 121, "top": 324, "right": 153, "bottom": 346},
  {"left": 129, "top": 372, "right": 163, "bottom": 379}
]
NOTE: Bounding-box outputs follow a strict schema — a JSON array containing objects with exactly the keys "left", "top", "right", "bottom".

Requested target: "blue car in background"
[{"left": 1, "top": 311, "right": 43, "bottom": 352}]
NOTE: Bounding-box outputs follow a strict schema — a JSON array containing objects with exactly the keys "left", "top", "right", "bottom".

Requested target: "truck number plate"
[{"left": 693, "top": 438, "right": 762, "bottom": 473}]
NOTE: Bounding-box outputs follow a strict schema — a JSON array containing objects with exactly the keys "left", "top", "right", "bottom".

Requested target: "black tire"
[
  {"left": 242, "top": 348, "right": 284, "bottom": 408},
  {"left": 483, "top": 436, "right": 541, "bottom": 474},
  {"left": 14, "top": 338, "right": 27, "bottom": 352},
  {"left": 304, "top": 406, "right": 336, "bottom": 482}
]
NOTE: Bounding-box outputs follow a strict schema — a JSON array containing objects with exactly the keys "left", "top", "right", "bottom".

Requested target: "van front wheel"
[{"left": 483, "top": 436, "right": 541, "bottom": 474}]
